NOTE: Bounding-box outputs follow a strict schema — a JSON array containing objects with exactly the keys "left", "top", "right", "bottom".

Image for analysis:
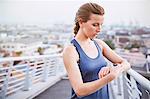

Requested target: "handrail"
[
  {"left": 0, "top": 53, "right": 62, "bottom": 62},
  {"left": 127, "top": 68, "right": 150, "bottom": 91}
]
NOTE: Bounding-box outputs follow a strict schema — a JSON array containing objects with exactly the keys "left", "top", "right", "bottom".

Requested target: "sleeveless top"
[{"left": 70, "top": 39, "right": 109, "bottom": 99}]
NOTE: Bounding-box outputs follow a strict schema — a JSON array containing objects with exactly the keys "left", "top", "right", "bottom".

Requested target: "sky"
[{"left": 0, "top": 0, "right": 150, "bottom": 26}]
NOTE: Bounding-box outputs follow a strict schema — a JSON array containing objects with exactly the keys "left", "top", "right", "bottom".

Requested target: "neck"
[{"left": 75, "top": 29, "right": 92, "bottom": 44}]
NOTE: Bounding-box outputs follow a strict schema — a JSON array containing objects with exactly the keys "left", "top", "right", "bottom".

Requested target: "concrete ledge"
[{"left": 7, "top": 73, "right": 67, "bottom": 99}]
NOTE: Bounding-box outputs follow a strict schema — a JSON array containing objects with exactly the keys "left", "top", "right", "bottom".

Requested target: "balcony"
[{"left": 0, "top": 53, "right": 150, "bottom": 99}]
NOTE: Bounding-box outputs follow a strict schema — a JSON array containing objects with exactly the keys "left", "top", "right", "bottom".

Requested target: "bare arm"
[
  {"left": 95, "top": 39, "right": 131, "bottom": 72},
  {"left": 63, "top": 45, "right": 120, "bottom": 97}
]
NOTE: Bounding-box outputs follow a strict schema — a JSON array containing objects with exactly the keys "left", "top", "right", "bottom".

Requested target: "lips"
[{"left": 95, "top": 33, "right": 99, "bottom": 36}]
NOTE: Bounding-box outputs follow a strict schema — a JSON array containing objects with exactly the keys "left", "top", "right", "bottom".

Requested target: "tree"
[
  {"left": 124, "top": 42, "right": 140, "bottom": 50},
  {"left": 37, "top": 47, "right": 44, "bottom": 55}
]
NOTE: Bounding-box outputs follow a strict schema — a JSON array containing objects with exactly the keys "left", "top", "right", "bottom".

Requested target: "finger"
[
  {"left": 100, "top": 71, "right": 104, "bottom": 78},
  {"left": 99, "top": 67, "right": 107, "bottom": 78},
  {"left": 99, "top": 68, "right": 104, "bottom": 74},
  {"left": 98, "top": 70, "right": 102, "bottom": 78},
  {"left": 103, "top": 70, "right": 107, "bottom": 76},
  {"left": 103, "top": 68, "right": 110, "bottom": 76},
  {"left": 100, "top": 70, "right": 105, "bottom": 78},
  {"left": 104, "top": 68, "right": 109, "bottom": 75}
]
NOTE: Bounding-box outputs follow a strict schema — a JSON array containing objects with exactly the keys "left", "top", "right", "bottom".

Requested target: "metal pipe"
[{"left": 127, "top": 69, "right": 150, "bottom": 92}]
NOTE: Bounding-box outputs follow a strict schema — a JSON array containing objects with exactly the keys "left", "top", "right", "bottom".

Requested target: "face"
[{"left": 81, "top": 14, "right": 104, "bottom": 39}]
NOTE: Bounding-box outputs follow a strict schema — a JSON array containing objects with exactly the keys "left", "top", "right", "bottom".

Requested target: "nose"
[
  {"left": 96, "top": 27, "right": 100, "bottom": 32},
  {"left": 96, "top": 25, "right": 101, "bottom": 32}
]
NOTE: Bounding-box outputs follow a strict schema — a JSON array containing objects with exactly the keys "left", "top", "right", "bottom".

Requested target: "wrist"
[
  {"left": 121, "top": 60, "right": 131, "bottom": 71},
  {"left": 113, "top": 63, "right": 124, "bottom": 73}
]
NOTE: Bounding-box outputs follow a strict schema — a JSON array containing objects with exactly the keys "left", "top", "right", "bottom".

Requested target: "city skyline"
[{"left": 0, "top": 0, "right": 150, "bottom": 26}]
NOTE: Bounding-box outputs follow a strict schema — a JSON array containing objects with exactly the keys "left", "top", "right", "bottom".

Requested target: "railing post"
[
  {"left": 23, "top": 62, "right": 31, "bottom": 91},
  {"left": 42, "top": 59, "right": 48, "bottom": 82},
  {"left": 48, "top": 58, "right": 55, "bottom": 76},
  {"left": 123, "top": 72, "right": 129, "bottom": 99},
  {"left": 1, "top": 76, "right": 6, "bottom": 99},
  {"left": 55, "top": 57, "right": 60, "bottom": 75},
  {"left": 146, "top": 59, "right": 150, "bottom": 73},
  {"left": 2, "top": 61, "right": 13, "bottom": 99},
  {"left": 1, "top": 80, "right": 6, "bottom": 99},
  {"left": 54, "top": 57, "right": 59, "bottom": 76},
  {"left": 117, "top": 75, "right": 122, "bottom": 95},
  {"left": 51, "top": 57, "right": 58, "bottom": 76}
]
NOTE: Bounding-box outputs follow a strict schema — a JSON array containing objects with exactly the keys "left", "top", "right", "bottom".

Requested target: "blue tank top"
[{"left": 71, "top": 39, "right": 109, "bottom": 99}]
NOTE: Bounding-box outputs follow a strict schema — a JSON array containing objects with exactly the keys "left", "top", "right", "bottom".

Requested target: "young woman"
[{"left": 63, "top": 2, "right": 131, "bottom": 99}]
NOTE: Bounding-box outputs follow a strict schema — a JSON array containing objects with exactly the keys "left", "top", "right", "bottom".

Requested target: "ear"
[{"left": 78, "top": 18, "right": 83, "bottom": 27}]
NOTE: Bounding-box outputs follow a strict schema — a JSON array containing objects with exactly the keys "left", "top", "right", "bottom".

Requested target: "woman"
[{"left": 63, "top": 2, "right": 131, "bottom": 99}]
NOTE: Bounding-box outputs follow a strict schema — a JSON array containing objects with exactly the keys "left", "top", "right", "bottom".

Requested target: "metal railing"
[
  {"left": 109, "top": 68, "right": 150, "bottom": 99},
  {"left": 123, "top": 69, "right": 150, "bottom": 99},
  {"left": 0, "top": 53, "right": 66, "bottom": 99},
  {"left": 0, "top": 51, "right": 150, "bottom": 99},
  {"left": 109, "top": 52, "right": 150, "bottom": 99}
]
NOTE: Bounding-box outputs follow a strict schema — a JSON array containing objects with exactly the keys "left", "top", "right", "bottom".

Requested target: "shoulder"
[
  {"left": 63, "top": 44, "right": 79, "bottom": 61},
  {"left": 94, "top": 38, "right": 105, "bottom": 44},
  {"left": 94, "top": 39, "right": 107, "bottom": 49},
  {"left": 94, "top": 39, "right": 111, "bottom": 54},
  {"left": 63, "top": 44, "right": 76, "bottom": 55}
]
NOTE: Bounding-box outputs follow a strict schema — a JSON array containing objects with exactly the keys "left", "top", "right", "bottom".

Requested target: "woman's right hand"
[
  {"left": 99, "top": 65, "right": 123, "bottom": 80},
  {"left": 98, "top": 67, "right": 110, "bottom": 78}
]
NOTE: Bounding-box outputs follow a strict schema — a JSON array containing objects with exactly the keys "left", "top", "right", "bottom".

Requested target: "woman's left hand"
[{"left": 120, "top": 60, "right": 131, "bottom": 72}]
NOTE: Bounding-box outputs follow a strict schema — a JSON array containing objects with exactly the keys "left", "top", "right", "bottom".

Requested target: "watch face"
[{"left": 113, "top": 64, "right": 117, "bottom": 66}]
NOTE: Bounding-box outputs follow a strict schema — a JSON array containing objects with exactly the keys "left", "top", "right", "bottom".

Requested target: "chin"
[
  {"left": 93, "top": 35, "right": 97, "bottom": 38},
  {"left": 90, "top": 37, "right": 95, "bottom": 40}
]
